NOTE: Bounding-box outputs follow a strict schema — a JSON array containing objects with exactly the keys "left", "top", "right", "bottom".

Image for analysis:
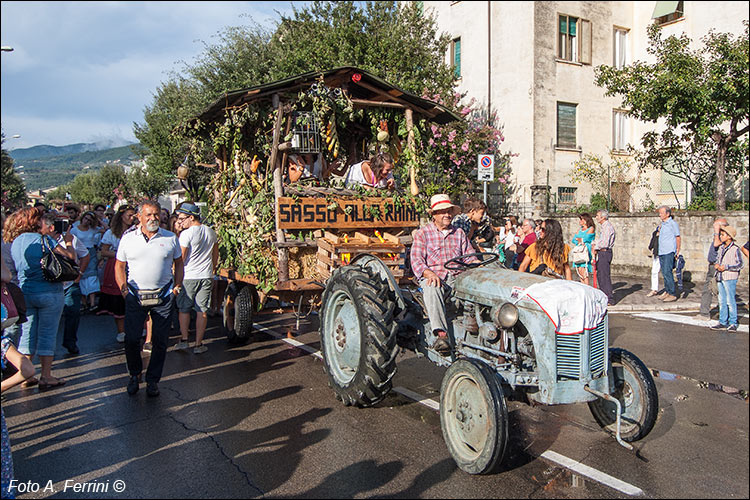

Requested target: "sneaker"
[
  {"left": 116, "top": 332, "right": 126, "bottom": 343},
  {"left": 174, "top": 340, "right": 190, "bottom": 351},
  {"left": 727, "top": 324, "right": 738, "bottom": 332},
  {"left": 662, "top": 294, "right": 677, "bottom": 302},
  {"left": 143, "top": 342, "right": 152, "bottom": 352},
  {"left": 656, "top": 291, "right": 668, "bottom": 299},
  {"left": 646, "top": 290, "right": 659, "bottom": 297},
  {"left": 146, "top": 382, "right": 160, "bottom": 397},
  {"left": 193, "top": 344, "right": 208, "bottom": 354},
  {"left": 431, "top": 330, "right": 451, "bottom": 355},
  {"left": 710, "top": 322, "right": 728, "bottom": 330},
  {"left": 127, "top": 374, "right": 141, "bottom": 395}
]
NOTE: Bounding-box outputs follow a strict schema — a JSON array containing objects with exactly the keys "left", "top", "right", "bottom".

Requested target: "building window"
[
  {"left": 652, "top": 1, "right": 684, "bottom": 26},
  {"left": 614, "top": 27, "right": 629, "bottom": 69},
  {"left": 613, "top": 110, "right": 629, "bottom": 152},
  {"left": 451, "top": 38, "right": 461, "bottom": 78},
  {"left": 558, "top": 15, "right": 592, "bottom": 64},
  {"left": 558, "top": 187, "right": 577, "bottom": 204},
  {"left": 659, "top": 170, "right": 685, "bottom": 194},
  {"left": 556, "top": 102, "right": 577, "bottom": 149}
]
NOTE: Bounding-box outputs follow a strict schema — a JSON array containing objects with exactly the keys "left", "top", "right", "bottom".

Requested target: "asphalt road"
[{"left": 3, "top": 307, "right": 748, "bottom": 499}]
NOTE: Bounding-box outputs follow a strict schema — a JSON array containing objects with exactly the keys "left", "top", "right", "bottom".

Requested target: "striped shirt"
[
  {"left": 716, "top": 242, "right": 743, "bottom": 282},
  {"left": 410, "top": 222, "right": 476, "bottom": 280},
  {"left": 593, "top": 219, "right": 616, "bottom": 251}
]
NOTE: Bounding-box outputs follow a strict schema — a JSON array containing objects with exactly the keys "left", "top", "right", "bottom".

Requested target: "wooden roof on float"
[{"left": 194, "top": 66, "right": 462, "bottom": 125}]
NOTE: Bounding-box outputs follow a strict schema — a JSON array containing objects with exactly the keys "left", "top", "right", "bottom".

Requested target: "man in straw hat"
[
  {"left": 410, "top": 194, "right": 478, "bottom": 355},
  {"left": 711, "top": 225, "right": 743, "bottom": 332}
]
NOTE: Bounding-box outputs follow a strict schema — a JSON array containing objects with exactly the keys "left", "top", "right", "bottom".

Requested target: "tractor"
[{"left": 320, "top": 252, "right": 658, "bottom": 474}]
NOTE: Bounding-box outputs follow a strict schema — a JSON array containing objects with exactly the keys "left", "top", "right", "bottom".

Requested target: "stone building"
[{"left": 422, "top": 1, "right": 749, "bottom": 217}]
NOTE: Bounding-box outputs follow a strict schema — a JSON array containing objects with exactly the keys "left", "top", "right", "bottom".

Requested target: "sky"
[{"left": 1, "top": 1, "right": 301, "bottom": 150}]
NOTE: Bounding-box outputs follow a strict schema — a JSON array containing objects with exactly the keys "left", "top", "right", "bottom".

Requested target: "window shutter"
[
  {"left": 560, "top": 16, "right": 568, "bottom": 34},
  {"left": 557, "top": 103, "right": 577, "bottom": 148},
  {"left": 579, "top": 19, "right": 592, "bottom": 65}
]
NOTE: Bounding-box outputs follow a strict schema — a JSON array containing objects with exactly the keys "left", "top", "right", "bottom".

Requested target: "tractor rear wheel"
[{"left": 320, "top": 265, "right": 399, "bottom": 407}]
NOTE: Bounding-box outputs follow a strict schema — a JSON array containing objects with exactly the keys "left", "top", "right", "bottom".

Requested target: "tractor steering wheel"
[{"left": 443, "top": 252, "right": 499, "bottom": 271}]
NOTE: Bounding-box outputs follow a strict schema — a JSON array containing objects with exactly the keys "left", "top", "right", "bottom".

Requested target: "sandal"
[
  {"left": 21, "top": 376, "right": 39, "bottom": 388},
  {"left": 38, "top": 377, "right": 66, "bottom": 391}
]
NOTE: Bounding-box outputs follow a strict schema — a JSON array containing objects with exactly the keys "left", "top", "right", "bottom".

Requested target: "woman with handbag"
[
  {"left": 571, "top": 213, "right": 596, "bottom": 285},
  {"left": 8, "top": 207, "right": 76, "bottom": 390}
]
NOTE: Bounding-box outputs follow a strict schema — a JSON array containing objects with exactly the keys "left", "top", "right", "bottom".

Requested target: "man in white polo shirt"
[
  {"left": 115, "top": 200, "right": 184, "bottom": 397},
  {"left": 173, "top": 202, "right": 218, "bottom": 354}
]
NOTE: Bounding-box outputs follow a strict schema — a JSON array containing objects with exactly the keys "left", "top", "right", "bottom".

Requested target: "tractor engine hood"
[{"left": 453, "top": 266, "right": 549, "bottom": 308}]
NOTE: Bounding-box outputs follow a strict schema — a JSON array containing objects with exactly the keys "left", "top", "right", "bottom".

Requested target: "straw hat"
[
  {"left": 429, "top": 194, "right": 458, "bottom": 213},
  {"left": 721, "top": 225, "right": 737, "bottom": 240}
]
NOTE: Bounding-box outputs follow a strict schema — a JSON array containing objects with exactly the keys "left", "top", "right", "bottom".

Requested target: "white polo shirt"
[{"left": 116, "top": 226, "right": 181, "bottom": 290}]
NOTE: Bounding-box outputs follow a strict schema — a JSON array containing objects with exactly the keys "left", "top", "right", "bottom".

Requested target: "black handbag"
[{"left": 40, "top": 235, "right": 80, "bottom": 283}]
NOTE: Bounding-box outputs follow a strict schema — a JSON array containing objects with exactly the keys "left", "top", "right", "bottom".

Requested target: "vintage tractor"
[{"left": 320, "top": 253, "right": 658, "bottom": 474}]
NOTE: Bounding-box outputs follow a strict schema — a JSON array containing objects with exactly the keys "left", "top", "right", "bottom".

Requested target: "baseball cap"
[{"left": 176, "top": 202, "right": 201, "bottom": 218}]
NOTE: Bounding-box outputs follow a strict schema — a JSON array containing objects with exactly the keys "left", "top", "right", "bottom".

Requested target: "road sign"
[{"left": 477, "top": 154, "right": 494, "bottom": 182}]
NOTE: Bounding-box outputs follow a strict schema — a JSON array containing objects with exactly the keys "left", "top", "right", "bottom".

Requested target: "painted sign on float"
[{"left": 277, "top": 197, "right": 420, "bottom": 229}]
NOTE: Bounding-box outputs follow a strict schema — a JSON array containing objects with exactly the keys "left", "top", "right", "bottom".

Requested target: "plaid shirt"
[
  {"left": 593, "top": 219, "right": 616, "bottom": 250},
  {"left": 410, "top": 222, "right": 476, "bottom": 280}
]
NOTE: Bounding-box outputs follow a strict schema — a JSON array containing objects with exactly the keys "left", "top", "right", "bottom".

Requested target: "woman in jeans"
[
  {"left": 711, "top": 226, "right": 743, "bottom": 332},
  {"left": 7, "top": 207, "right": 76, "bottom": 390}
]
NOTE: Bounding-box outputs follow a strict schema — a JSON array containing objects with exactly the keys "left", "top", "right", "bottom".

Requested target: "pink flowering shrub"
[{"left": 416, "top": 92, "right": 513, "bottom": 199}]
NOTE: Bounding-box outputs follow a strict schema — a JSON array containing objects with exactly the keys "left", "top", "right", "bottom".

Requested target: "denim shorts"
[
  {"left": 176, "top": 278, "right": 213, "bottom": 313},
  {"left": 18, "top": 291, "right": 65, "bottom": 357}
]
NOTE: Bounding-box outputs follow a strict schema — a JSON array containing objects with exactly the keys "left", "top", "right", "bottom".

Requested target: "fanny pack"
[{"left": 129, "top": 281, "right": 172, "bottom": 307}]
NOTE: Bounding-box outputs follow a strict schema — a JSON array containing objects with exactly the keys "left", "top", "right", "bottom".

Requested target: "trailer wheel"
[
  {"left": 588, "top": 348, "right": 658, "bottom": 442},
  {"left": 320, "top": 265, "right": 398, "bottom": 407},
  {"left": 223, "top": 283, "right": 256, "bottom": 343},
  {"left": 440, "top": 359, "right": 509, "bottom": 475}
]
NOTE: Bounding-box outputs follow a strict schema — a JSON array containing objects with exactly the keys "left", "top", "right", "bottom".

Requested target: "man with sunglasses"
[{"left": 173, "top": 203, "right": 218, "bottom": 354}]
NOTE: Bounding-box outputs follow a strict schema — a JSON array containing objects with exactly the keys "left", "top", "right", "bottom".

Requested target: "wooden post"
[
  {"left": 270, "top": 95, "right": 289, "bottom": 282},
  {"left": 405, "top": 108, "right": 419, "bottom": 196}
]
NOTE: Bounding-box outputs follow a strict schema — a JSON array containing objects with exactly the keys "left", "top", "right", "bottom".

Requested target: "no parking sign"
[{"left": 477, "top": 154, "right": 494, "bottom": 181}]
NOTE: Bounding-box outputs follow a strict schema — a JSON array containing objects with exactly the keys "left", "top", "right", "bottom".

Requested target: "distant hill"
[{"left": 9, "top": 143, "right": 143, "bottom": 191}]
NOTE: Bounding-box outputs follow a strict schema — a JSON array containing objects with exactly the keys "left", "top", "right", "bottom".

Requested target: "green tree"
[
  {"left": 595, "top": 21, "right": 749, "bottom": 210},
  {"left": 134, "top": 1, "right": 460, "bottom": 200},
  {"left": 67, "top": 172, "right": 98, "bottom": 206},
  {"left": 1, "top": 133, "right": 27, "bottom": 210},
  {"left": 93, "top": 164, "right": 129, "bottom": 206},
  {"left": 126, "top": 164, "right": 172, "bottom": 200}
]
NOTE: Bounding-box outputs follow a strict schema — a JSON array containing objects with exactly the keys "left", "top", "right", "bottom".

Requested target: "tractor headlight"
[{"left": 492, "top": 302, "right": 519, "bottom": 329}]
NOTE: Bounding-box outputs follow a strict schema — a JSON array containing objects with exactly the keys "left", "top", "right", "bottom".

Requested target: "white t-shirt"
[
  {"left": 116, "top": 227, "right": 181, "bottom": 290},
  {"left": 344, "top": 161, "right": 394, "bottom": 189},
  {"left": 71, "top": 226, "right": 100, "bottom": 248},
  {"left": 101, "top": 229, "right": 121, "bottom": 252},
  {"left": 56, "top": 234, "right": 89, "bottom": 288},
  {"left": 179, "top": 224, "right": 217, "bottom": 280}
]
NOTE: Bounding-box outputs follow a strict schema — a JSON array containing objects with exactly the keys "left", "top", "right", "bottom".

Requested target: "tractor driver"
[{"left": 410, "top": 194, "right": 478, "bottom": 355}]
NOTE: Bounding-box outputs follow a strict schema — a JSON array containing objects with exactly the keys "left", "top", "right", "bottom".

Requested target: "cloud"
[
  {"left": 1, "top": 1, "right": 298, "bottom": 148},
  {"left": 3, "top": 114, "right": 136, "bottom": 149}
]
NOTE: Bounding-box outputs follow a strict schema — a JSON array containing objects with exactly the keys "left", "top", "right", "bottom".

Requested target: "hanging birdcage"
[{"left": 290, "top": 111, "right": 321, "bottom": 154}]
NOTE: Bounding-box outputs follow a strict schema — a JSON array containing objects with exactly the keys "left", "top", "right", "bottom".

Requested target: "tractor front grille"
[{"left": 556, "top": 317, "right": 608, "bottom": 381}]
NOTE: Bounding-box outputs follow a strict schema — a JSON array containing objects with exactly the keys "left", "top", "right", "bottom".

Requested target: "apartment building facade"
[{"left": 423, "top": 1, "right": 748, "bottom": 215}]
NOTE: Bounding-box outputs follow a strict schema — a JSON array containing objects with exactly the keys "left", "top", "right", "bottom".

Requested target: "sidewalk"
[{"left": 607, "top": 274, "right": 749, "bottom": 319}]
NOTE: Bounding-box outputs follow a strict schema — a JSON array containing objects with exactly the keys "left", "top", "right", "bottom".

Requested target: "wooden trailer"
[{"left": 192, "top": 67, "right": 461, "bottom": 340}]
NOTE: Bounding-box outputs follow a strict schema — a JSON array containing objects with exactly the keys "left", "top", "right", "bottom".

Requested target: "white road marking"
[
  {"left": 540, "top": 450, "right": 644, "bottom": 496},
  {"left": 631, "top": 312, "right": 748, "bottom": 332},
  {"left": 254, "top": 322, "right": 645, "bottom": 496}
]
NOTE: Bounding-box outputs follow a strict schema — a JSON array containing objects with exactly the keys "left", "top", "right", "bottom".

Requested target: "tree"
[
  {"left": 570, "top": 152, "right": 650, "bottom": 212},
  {"left": 1, "top": 132, "right": 27, "bottom": 210},
  {"left": 595, "top": 21, "right": 749, "bottom": 209},
  {"left": 134, "top": 1, "right": 460, "bottom": 201},
  {"left": 93, "top": 164, "right": 129, "bottom": 206},
  {"left": 66, "top": 172, "right": 98, "bottom": 206}
]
